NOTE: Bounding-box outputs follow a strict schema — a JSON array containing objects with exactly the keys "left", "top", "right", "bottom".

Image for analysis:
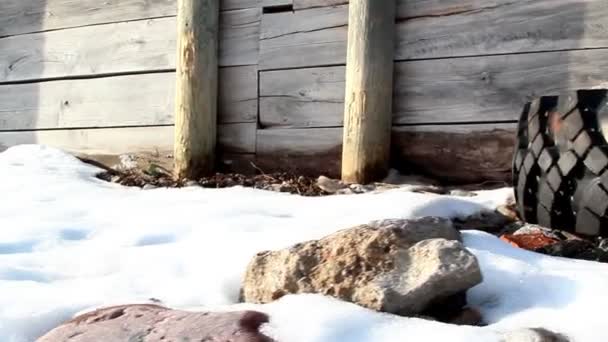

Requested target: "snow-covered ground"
[{"left": 0, "top": 145, "right": 606, "bottom": 342}]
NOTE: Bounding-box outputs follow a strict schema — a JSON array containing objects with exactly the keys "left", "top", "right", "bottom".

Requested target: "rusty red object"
[{"left": 500, "top": 233, "right": 559, "bottom": 250}]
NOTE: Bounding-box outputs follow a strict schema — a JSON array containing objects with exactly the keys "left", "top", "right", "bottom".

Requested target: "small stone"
[
  {"left": 335, "top": 188, "right": 355, "bottom": 195},
  {"left": 142, "top": 184, "right": 158, "bottom": 190},
  {"left": 316, "top": 176, "right": 346, "bottom": 193},
  {"left": 349, "top": 184, "right": 366, "bottom": 193},
  {"left": 185, "top": 180, "right": 200, "bottom": 187},
  {"left": 513, "top": 224, "right": 559, "bottom": 239},
  {"left": 449, "top": 190, "right": 476, "bottom": 197}
]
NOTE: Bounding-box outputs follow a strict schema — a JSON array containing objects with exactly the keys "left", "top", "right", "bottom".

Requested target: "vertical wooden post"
[
  {"left": 341, "top": 0, "right": 396, "bottom": 184},
  {"left": 174, "top": 0, "right": 220, "bottom": 179}
]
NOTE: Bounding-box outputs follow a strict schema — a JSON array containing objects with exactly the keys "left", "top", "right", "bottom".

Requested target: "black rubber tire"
[{"left": 513, "top": 89, "right": 608, "bottom": 237}]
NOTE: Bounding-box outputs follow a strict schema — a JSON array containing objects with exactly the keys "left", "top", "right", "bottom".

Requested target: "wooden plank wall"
[
  {"left": 256, "top": 0, "right": 608, "bottom": 183},
  {"left": 0, "top": 0, "right": 261, "bottom": 168},
  {"left": 2, "top": 0, "right": 608, "bottom": 183}
]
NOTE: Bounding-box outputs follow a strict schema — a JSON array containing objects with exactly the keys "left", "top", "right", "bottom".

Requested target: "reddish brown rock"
[
  {"left": 500, "top": 233, "right": 559, "bottom": 250},
  {"left": 37, "top": 304, "right": 273, "bottom": 342}
]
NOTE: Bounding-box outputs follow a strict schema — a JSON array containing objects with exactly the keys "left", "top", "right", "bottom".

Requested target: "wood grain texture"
[
  {"left": 0, "top": 17, "right": 177, "bottom": 83},
  {"left": 260, "top": 48, "right": 608, "bottom": 127},
  {"left": 256, "top": 127, "right": 342, "bottom": 177},
  {"left": 261, "top": 0, "right": 608, "bottom": 69},
  {"left": 263, "top": 0, "right": 293, "bottom": 8},
  {"left": 255, "top": 123, "right": 516, "bottom": 183},
  {"left": 219, "top": 65, "right": 258, "bottom": 123},
  {"left": 218, "top": 122, "right": 257, "bottom": 153},
  {"left": 293, "top": 0, "right": 347, "bottom": 10},
  {"left": 219, "top": 7, "right": 262, "bottom": 66},
  {"left": 0, "top": 67, "right": 256, "bottom": 131},
  {"left": 0, "top": 8, "right": 260, "bottom": 82},
  {"left": 0, "top": 126, "right": 175, "bottom": 155},
  {"left": 391, "top": 124, "right": 516, "bottom": 184},
  {"left": 260, "top": 66, "right": 344, "bottom": 127},
  {"left": 0, "top": 0, "right": 176, "bottom": 38},
  {"left": 174, "top": 0, "right": 220, "bottom": 178},
  {"left": 259, "top": 5, "right": 347, "bottom": 70},
  {"left": 341, "top": 0, "right": 395, "bottom": 183},
  {"left": 0, "top": 123, "right": 255, "bottom": 155},
  {"left": 0, "top": 73, "right": 175, "bottom": 131},
  {"left": 0, "top": 0, "right": 259, "bottom": 37}
]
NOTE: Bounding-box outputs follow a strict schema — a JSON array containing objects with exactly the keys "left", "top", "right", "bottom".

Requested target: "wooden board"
[
  {"left": 255, "top": 123, "right": 516, "bottom": 183},
  {"left": 219, "top": 7, "right": 262, "bottom": 67},
  {"left": 260, "top": 66, "right": 344, "bottom": 127},
  {"left": 0, "top": 0, "right": 177, "bottom": 38},
  {"left": 263, "top": 0, "right": 293, "bottom": 8},
  {"left": 0, "top": 17, "right": 177, "bottom": 83},
  {"left": 261, "top": 0, "right": 608, "bottom": 69},
  {"left": 259, "top": 5, "right": 347, "bottom": 70},
  {"left": 0, "top": 8, "right": 260, "bottom": 83},
  {"left": 0, "top": 122, "right": 255, "bottom": 155},
  {"left": 0, "top": 67, "right": 256, "bottom": 131},
  {"left": 259, "top": 48, "right": 608, "bottom": 127},
  {"left": 0, "top": 0, "right": 259, "bottom": 37},
  {"left": 293, "top": 0, "right": 346, "bottom": 10},
  {"left": 256, "top": 127, "right": 342, "bottom": 176},
  {"left": 219, "top": 65, "right": 258, "bottom": 123},
  {"left": 218, "top": 122, "right": 257, "bottom": 154},
  {"left": 0, "top": 126, "right": 175, "bottom": 155},
  {"left": 391, "top": 124, "right": 516, "bottom": 184}
]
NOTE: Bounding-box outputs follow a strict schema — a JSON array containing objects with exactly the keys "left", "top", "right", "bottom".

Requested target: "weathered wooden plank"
[
  {"left": 0, "top": 73, "right": 175, "bottom": 131},
  {"left": 219, "top": 7, "right": 262, "bottom": 66},
  {"left": 255, "top": 123, "right": 516, "bottom": 183},
  {"left": 0, "top": 17, "right": 177, "bottom": 83},
  {"left": 0, "top": 126, "right": 175, "bottom": 155},
  {"left": 263, "top": 0, "right": 293, "bottom": 8},
  {"left": 0, "top": 123, "right": 255, "bottom": 155},
  {"left": 0, "top": 0, "right": 259, "bottom": 37},
  {"left": 222, "top": 0, "right": 261, "bottom": 10},
  {"left": 0, "top": 67, "right": 256, "bottom": 131},
  {"left": 391, "top": 124, "right": 516, "bottom": 184},
  {"left": 219, "top": 65, "right": 258, "bottom": 123},
  {"left": 259, "top": 5, "right": 346, "bottom": 69},
  {"left": 261, "top": 0, "right": 608, "bottom": 69},
  {"left": 0, "top": 0, "right": 177, "bottom": 38},
  {"left": 218, "top": 122, "right": 257, "bottom": 153},
  {"left": 0, "top": 9, "right": 260, "bottom": 82},
  {"left": 293, "top": 0, "right": 346, "bottom": 10},
  {"left": 260, "top": 48, "right": 608, "bottom": 126},
  {"left": 260, "top": 66, "right": 343, "bottom": 127},
  {"left": 294, "top": 0, "right": 499, "bottom": 13},
  {"left": 393, "top": 49, "right": 608, "bottom": 124},
  {"left": 256, "top": 127, "right": 342, "bottom": 176}
]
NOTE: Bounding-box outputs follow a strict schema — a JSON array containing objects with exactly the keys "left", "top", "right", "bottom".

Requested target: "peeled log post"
[
  {"left": 174, "top": 0, "right": 220, "bottom": 179},
  {"left": 341, "top": 0, "right": 396, "bottom": 184}
]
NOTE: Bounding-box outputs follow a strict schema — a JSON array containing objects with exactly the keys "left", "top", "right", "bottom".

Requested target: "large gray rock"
[
  {"left": 241, "top": 217, "right": 482, "bottom": 316},
  {"left": 37, "top": 304, "right": 273, "bottom": 342}
]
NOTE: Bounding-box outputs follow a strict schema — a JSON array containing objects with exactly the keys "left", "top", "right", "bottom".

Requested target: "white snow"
[{"left": 0, "top": 145, "right": 606, "bottom": 342}]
